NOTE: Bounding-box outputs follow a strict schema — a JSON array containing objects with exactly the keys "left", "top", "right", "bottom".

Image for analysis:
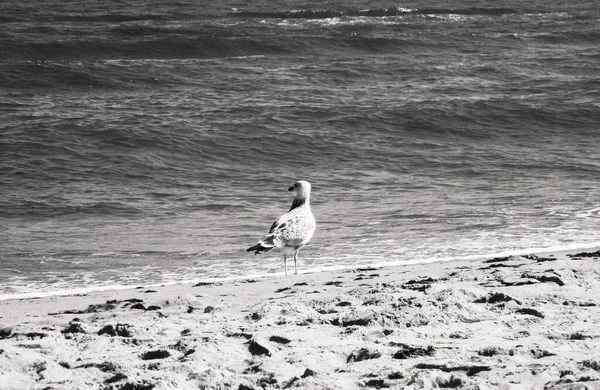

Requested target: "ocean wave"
[
  {"left": 232, "top": 7, "right": 522, "bottom": 20},
  {"left": 0, "top": 200, "right": 143, "bottom": 218},
  {"left": 0, "top": 35, "right": 292, "bottom": 63}
]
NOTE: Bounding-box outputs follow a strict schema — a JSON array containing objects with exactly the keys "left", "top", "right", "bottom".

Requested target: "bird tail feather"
[{"left": 247, "top": 234, "right": 275, "bottom": 255}]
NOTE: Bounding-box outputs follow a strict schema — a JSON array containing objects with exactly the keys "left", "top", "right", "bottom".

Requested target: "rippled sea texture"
[{"left": 1, "top": 0, "right": 599, "bottom": 296}]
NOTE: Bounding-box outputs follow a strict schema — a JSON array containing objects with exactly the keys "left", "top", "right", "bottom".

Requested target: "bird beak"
[{"left": 288, "top": 186, "right": 295, "bottom": 191}]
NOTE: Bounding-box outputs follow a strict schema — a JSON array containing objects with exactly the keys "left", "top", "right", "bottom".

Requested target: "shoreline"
[
  {"left": 2, "top": 243, "right": 599, "bottom": 303},
  {"left": 1, "top": 249, "right": 599, "bottom": 389}
]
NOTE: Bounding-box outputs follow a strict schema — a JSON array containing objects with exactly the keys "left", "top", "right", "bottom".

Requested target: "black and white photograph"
[{"left": 1, "top": 0, "right": 599, "bottom": 388}]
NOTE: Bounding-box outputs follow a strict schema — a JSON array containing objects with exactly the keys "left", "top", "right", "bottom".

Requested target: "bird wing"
[
  {"left": 249, "top": 208, "right": 315, "bottom": 254},
  {"left": 271, "top": 211, "right": 315, "bottom": 248}
]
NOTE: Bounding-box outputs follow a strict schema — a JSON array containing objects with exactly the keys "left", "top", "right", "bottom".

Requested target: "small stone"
[
  {"left": 516, "top": 308, "right": 544, "bottom": 318},
  {"left": 248, "top": 340, "right": 271, "bottom": 356},
  {"left": 269, "top": 335, "right": 291, "bottom": 344},
  {"left": 347, "top": 348, "right": 382, "bottom": 363},
  {"left": 204, "top": 306, "right": 215, "bottom": 313},
  {"left": 301, "top": 368, "right": 316, "bottom": 378},
  {"left": 141, "top": 350, "right": 171, "bottom": 360},
  {"left": 61, "top": 323, "right": 86, "bottom": 334},
  {"left": 0, "top": 327, "right": 13, "bottom": 339}
]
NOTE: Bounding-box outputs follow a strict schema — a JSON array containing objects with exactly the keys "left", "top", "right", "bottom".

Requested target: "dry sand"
[{"left": 1, "top": 249, "right": 600, "bottom": 390}]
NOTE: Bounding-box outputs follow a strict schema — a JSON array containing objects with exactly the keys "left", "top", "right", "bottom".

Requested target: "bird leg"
[
  {"left": 284, "top": 255, "right": 287, "bottom": 276},
  {"left": 294, "top": 250, "right": 299, "bottom": 275}
]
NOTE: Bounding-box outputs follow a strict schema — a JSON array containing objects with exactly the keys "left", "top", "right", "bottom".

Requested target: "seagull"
[{"left": 247, "top": 180, "right": 316, "bottom": 275}]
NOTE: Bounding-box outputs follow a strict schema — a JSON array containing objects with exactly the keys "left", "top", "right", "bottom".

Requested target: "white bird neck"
[{"left": 289, "top": 194, "right": 310, "bottom": 211}]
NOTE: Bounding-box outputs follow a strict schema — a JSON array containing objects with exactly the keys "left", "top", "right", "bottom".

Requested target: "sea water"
[{"left": 1, "top": 0, "right": 599, "bottom": 298}]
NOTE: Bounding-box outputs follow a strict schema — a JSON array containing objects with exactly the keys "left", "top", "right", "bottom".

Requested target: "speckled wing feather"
[
  {"left": 271, "top": 208, "right": 315, "bottom": 250},
  {"left": 248, "top": 206, "right": 315, "bottom": 255}
]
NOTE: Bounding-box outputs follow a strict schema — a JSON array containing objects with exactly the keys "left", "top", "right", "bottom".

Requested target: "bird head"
[{"left": 288, "top": 180, "right": 311, "bottom": 199}]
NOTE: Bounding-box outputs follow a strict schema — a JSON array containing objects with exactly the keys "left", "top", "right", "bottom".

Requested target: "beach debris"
[
  {"left": 393, "top": 297, "right": 422, "bottom": 309},
  {"left": 337, "top": 301, "right": 352, "bottom": 307},
  {"left": 483, "top": 256, "right": 511, "bottom": 263},
  {"left": 121, "top": 298, "right": 143, "bottom": 304},
  {"left": 75, "top": 361, "right": 117, "bottom": 372},
  {"left": 434, "top": 374, "right": 464, "bottom": 388},
  {"left": 141, "top": 350, "right": 171, "bottom": 360},
  {"left": 531, "top": 348, "right": 557, "bottom": 359},
  {"left": 228, "top": 332, "right": 253, "bottom": 340},
  {"left": 363, "top": 378, "right": 389, "bottom": 388},
  {"left": 282, "top": 376, "right": 299, "bottom": 389},
  {"left": 294, "top": 282, "right": 308, "bottom": 286},
  {"left": 257, "top": 373, "right": 277, "bottom": 387},
  {"left": 324, "top": 280, "right": 343, "bottom": 286},
  {"left": 301, "top": 368, "right": 316, "bottom": 378},
  {"left": 388, "top": 372, "right": 404, "bottom": 380},
  {"left": 237, "top": 385, "right": 255, "bottom": 390},
  {"left": 391, "top": 343, "right": 435, "bottom": 359},
  {"left": 32, "top": 361, "right": 46, "bottom": 376},
  {"left": 580, "top": 360, "right": 600, "bottom": 371},
  {"left": 49, "top": 302, "right": 117, "bottom": 315},
  {"left": 183, "top": 348, "right": 195, "bottom": 357},
  {"left": 474, "top": 292, "right": 521, "bottom": 305},
  {"left": 246, "top": 309, "right": 264, "bottom": 321},
  {"left": 347, "top": 347, "right": 382, "bottom": 363},
  {"left": 448, "top": 331, "right": 469, "bottom": 339},
  {"left": 516, "top": 308, "right": 545, "bottom": 318},
  {"left": 61, "top": 322, "right": 86, "bottom": 334},
  {"left": 523, "top": 254, "right": 556, "bottom": 262},
  {"left": 331, "top": 316, "right": 372, "bottom": 327},
  {"left": 499, "top": 278, "right": 538, "bottom": 287},
  {"left": 186, "top": 305, "right": 198, "bottom": 314},
  {"left": 10, "top": 332, "right": 47, "bottom": 340},
  {"left": 104, "top": 372, "right": 127, "bottom": 384},
  {"left": 143, "top": 290, "right": 157, "bottom": 293},
  {"left": 478, "top": 347, "right": 504, "bottom": 357},
  {"left": 414, "top": 363, "right": 491, "bottom": 376},
  {"left": 275, "top": 287, "right": 292, "bottom": 293},
  {"left": 98, "top": 324, "right": 134, "bottom": 337},
  {"left": 544, "top": 376, "right": 600, "bottom": 389},
  {"left": 0, "top": 327, "right": 12, "bottom": 339},
  {"left": 269, "top": 335, "right": 291, "bottom": 344},
  {"left": 569, "top": 332, "right": 592, "bottom": 340},
  {"left": 521, "top": 272, "right": 565, "bottom": 286},
  {"left": 575, "top": 301, "right": 596, "bottom": 307},
  {"left": 203, "top": 305, "right": 215, "bottom": 313},
  {"left": 170, "top": 339, "right": 191, "bottom": 353},
  {"left": 567, "top": 250, "right": 600, "bottom": 258},
  {"left": 482, "top": 261, "right": 524, "bottom": 269},
  {"left": 193, "top": 282, "right": 219, "bottom": 287},
  {"left": 401, "top": 277, "right": 436, "bottom": 293},
  {"left": 145, "top": 305, "right": 161, "bottom": 311},
  {"left": 247, "top": 339, "right": 271, "bottom": 356},
  {"left": 130, "top": 303, "right": 146, "bottom": 310},
  {"left": 357, "top": 267, "right": 380, "bottom": 272}
]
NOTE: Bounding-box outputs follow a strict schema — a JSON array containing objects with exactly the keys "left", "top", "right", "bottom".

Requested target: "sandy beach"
[{"left": 1, "top": 249, "right": 599, "bottom": 390}]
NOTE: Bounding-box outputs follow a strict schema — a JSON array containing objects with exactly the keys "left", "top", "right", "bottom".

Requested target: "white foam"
[
  {"left": 1, "top": 243, "right": 598, "bottom": 302},
  {"left": 576, "top": 207, "right": 600, "bottom": 219}
]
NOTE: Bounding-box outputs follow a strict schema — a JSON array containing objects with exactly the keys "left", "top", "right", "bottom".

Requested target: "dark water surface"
[{"left": 1, "top": 0, "right": 599, "bottom": 297}]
